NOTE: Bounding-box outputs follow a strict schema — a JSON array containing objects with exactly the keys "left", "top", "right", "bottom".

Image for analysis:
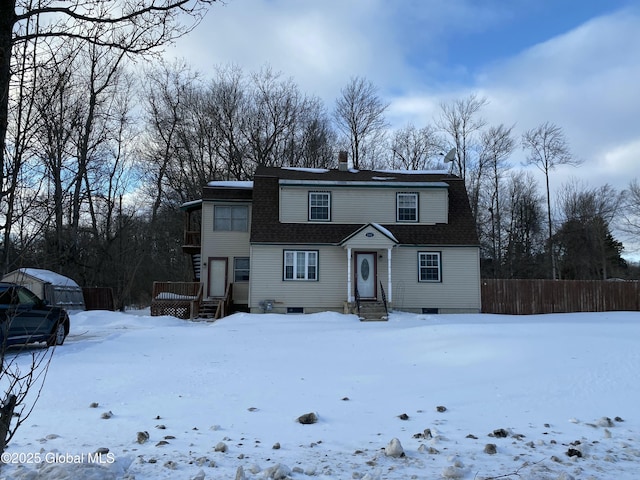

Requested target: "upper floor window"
[
  {"left": 284, "top": 250, "right": 318, "bottom": 281},
  {"left": 214, "top": 205, "right": 248, "bottom": 231},
  {"left": 309, "top": 192, "right": 331, "bottom": 221},
  {"left": 397, "top": 193, "right": 418, "bottom": 222},
  {"left": 419, "top": 252, "right": 441, "bottom": 282}
]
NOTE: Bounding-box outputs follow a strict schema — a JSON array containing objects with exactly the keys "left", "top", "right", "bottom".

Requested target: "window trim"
[
  {"left": 418, "top": 251, "right": 442, "bottom": 283},
  {"left": 283, "top": 250, "right": 319, "bottom": 281},
  {"left": 233, "top": 257, "right": 250, "bottom": 282},
  {"left": 397, "top": 192, "right": 419, "bottom": 222},
  {"left": 308, "top": 191, "right": 331, "bottom": 222},
  {"left": 214, "top": 205, "right": 249, "bottom": 232}
]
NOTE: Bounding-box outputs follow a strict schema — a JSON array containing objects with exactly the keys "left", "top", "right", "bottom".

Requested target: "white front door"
[
  {"left": 356, "top": 253, "right": 376, "bottom": 299},
  {"left": 208, "top": 258, "right": 227, "bottom": 297}
]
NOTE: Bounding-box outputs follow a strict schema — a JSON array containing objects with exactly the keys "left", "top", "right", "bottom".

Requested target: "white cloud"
[
  {"left": 168, "top": 2, "right": 640, "bottom": 196},
  {"left": 467, "top": 9, "right": 640, "bottom": 192},
  {"left": 169, "top": 0, "right": 410, "bottom": 101}
]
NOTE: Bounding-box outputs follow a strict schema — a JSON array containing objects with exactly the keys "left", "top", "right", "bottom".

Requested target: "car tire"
[{"left": 48, "top": 321, "right": 67, "bottom": 347}]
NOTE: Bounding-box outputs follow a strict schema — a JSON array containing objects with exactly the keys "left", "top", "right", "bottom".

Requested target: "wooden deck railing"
[
  {"left": 151, "top": 282, "right": 203, "bottom": 319},
  {"left": 183, "top": 231, "right": 201, "bottom": 246}
]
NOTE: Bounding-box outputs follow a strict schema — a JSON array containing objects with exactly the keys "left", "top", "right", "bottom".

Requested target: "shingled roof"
[{"left": 250, "top": 166, "right": 479, "bottom": 246}]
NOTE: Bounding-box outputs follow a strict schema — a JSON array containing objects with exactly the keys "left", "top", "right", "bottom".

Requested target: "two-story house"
[{"left": 182, "top": 154, "right": 481, "bottom": 317}]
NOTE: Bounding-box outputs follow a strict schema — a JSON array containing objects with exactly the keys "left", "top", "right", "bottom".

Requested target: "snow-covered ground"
[{"left": 2, "top": 309, "right": 639, "bottom": 480}]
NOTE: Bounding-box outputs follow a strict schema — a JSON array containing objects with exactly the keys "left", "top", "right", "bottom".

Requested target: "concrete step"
[{"left": 357, "top": 301, "right": 389, "bottom": 321}]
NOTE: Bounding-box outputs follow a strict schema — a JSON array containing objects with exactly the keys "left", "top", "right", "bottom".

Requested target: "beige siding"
[
  {"left": 250, "top": 245, "right": 347, "bottom": 312},
  {"left": 248, "top": 244, "right": 479, "bottom": 314},
  {"left": 249, "top": 245, "right": 395, "bottom": 313},
  {"left": 390, "top": 246, "right": 481, "bottom": 313},
  {"left": 280, "top": 186, "right": 448, "bottom": 224},
  {"left": 232, "top": 282, "right": 249, "bottom": 304},
  {"left": 201, "top": 201, "right": 252, "bottom": 303},
  {"left": 344, "top": 225, "right": 397, "bottom": 249}
]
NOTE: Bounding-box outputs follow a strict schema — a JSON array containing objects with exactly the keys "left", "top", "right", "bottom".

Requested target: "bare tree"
[
  {"left": 206, "top": 64, "right": 250, "bottom": 180},
  {"left": 1, "top": 32, "right": 42, "bottom": 273},
  {"left": 1, "top": 0, "right": 217, "bottom": 456},
  {"left": 1, "top": 0, "right": 215, "bottom": 137},
  {"left": 33, "top": 47, "right": 85, "bottom": 267},
  {"left": 389, "top": 123, "right": 445, "bottom": 170},
  {"left": 139, "top": 59, "right": 202, "bottom": 217},
  {"left": 480, "top": 124, "right": 515, "bottom": 275},
  {"left": 333, "top": 76, "right": 388, "bottom": 169},
  {"left": 436, "top": 94, "right": 488, "bottom": 181},
  {"left": 503, "top": 171, "right": 545, "bottom": 278},
  {"left": 0, "top": 340, "right": 56, "bottom": 455},
  {"left": 141, "top": 63, "right": 335, "bottom": 198},
  {"left": 244, "top": 67, "right": 303, "bottom": 170},
  {"left": 436, "top": 94, "right": 488, "bottom": 222},
  {"left": 621, "top": 179, "right": 640, "bottom": 244},
  {"left": 289, "top": 96, "right": 336, "bottom": 169},
  {"left": 522, "top": 121, "right": 580, "bottom": 279}
]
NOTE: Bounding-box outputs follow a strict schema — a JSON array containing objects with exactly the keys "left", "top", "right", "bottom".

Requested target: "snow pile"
[{"left": 2, "top": 310, "right": 639, "bottom": 479}]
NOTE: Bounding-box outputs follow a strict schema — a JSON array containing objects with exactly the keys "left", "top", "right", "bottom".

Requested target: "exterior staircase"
[
  {"left": 357, "top": 301, "right": 389, "bottom": 321},
  {"left": 198, "top": 299, "right": 220, "bottom": 320}
]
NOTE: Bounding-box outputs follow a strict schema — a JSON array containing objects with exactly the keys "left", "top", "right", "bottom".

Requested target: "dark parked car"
[{"left": 0, "top": 282, "right": 70, "bottom": 348}]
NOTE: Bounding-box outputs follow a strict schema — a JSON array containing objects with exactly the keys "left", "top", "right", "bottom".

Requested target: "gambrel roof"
[{"left": 250, "top": 166, "right": 479, "bottom": 246}]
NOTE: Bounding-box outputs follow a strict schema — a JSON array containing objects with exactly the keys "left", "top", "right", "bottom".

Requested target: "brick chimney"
[{"left": 338, "top": 150, "right": 348, "bottom": 171}]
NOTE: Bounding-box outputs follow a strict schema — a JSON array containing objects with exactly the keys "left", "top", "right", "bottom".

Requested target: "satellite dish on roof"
[
  {"left": 442, "top": 148, "right": 456, "bottom": 175},
  {"left": 443, "top": 148, "right": 456, "bottom": 163}
]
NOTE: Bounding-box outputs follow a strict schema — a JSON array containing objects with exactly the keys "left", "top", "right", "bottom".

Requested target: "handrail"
[
  {"left": 379, "top": 281, "right": 389, "bottom": 316},
  {"left": 354, "top": 285, "right": 361, "bottom": 317},
  {"left": 152, "top": 281, "right": 202, "bottom": 299},
  {"left": 190, "top": 283, "right": 203, "bottom": 319},
  {"left": 214, "top": 282, "right": 233, "bottom": 319}
]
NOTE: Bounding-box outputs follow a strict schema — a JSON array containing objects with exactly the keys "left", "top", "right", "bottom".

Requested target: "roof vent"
[{"left": 338, "top": 151, "right": 348, "bottom": 171}]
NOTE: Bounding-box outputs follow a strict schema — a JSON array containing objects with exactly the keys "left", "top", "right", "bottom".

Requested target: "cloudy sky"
[{"left": 168, "top": 0, "right": 640, "bottom": 252}]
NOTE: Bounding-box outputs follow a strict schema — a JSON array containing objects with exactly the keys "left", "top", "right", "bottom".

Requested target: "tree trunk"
[
  {"left": 0, "top": 0, "right": 16, "bottom": 219},
  {"left": 0, "top": 393, "right": 17, "bottom": 455},
  {"left": 0, "top": 1, "right": 15, "bottom": 168}
]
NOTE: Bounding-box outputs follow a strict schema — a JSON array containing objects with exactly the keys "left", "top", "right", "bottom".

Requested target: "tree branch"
[{"left": 15, "top": 1, "right": 212, "bottom": 23}]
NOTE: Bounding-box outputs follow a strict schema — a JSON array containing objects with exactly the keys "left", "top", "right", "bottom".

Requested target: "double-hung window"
[
  {"left": 418, "top": 252, "right": 441, "bottom": 282},
  {"left": 309, "top": 192, "right": 330, "bottom": 221},
  {"left": 284, "top": 250, "right": 318, "bottom": 281},
  {"left": 234, "top": 257, "right": 250, "bottom": 282},
  {"left": 214, "top": 205, "right": 248, "bottom": 231},
  {"left": 397, "top": 193, "right": 418, "bottom": 222}
]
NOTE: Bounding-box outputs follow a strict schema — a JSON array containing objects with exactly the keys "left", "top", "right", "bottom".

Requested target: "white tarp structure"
[{"left": 2, "top": 268, "right": 85, "bottom": 310}]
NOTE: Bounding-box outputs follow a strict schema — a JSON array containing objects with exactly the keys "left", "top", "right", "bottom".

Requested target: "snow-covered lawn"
[{"left": 2, "top": 309, "right": 639, "bottom": 479}]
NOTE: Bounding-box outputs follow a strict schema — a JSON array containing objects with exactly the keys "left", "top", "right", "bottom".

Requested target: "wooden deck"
[
  {"left": 150, "top": 281, "right": 234, "bottom": 320},
  {"left": 151, "top": 282, "right": 203, "bottom": 319}
]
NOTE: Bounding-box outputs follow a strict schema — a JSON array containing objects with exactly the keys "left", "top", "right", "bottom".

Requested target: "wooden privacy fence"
[
  {"left": 481, "top": 279, "right": 640, "bottom": 315},
  {"left": 82, "top": 287, "right": 116, "bottom": 311}
]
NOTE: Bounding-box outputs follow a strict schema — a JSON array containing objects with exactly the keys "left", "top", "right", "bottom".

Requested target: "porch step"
[
  {"left": 198, "top": 299, "right": 220, "bottom": 319},
  {"left": 358, "top": 301, "right": 389, "bottom": 321}
]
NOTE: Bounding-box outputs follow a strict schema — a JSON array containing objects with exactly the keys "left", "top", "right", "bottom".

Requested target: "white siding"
[
  {"left": 280, "top": 186, "right": 448, "bottom": 224},
  {"left": 391, "top": 246, "right": 481, "bottom": 313},
  {"left": 201, "top": 201, "right": 252, "bottom": 303}
]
